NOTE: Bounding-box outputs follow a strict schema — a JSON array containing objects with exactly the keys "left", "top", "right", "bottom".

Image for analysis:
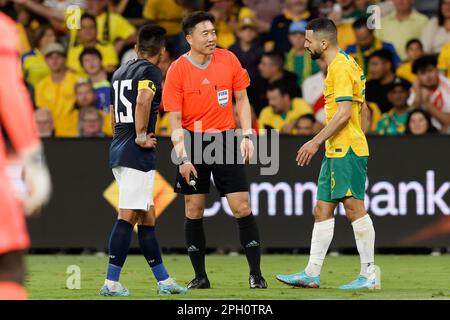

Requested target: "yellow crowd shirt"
[
  {"left": 35, "top": 71, "right": 80, "bottom": 137},
  {"left": 67, "top": 42, "right": 119, "bottom": 75},
  {"left": 323, "top": 50, "right": 369, "bottom": 158},
  {"left": 258, "top": 97, "right": 312, "bottom": 131},
  {"left": 438, "top": 42, "right": 450, "bottom": 79},
  {"left": 68, "top": 10, "right": 136, "bottom": 47},
  {"left": 143, "top": 0, "right": 185, "bottom": 36},
  {"left": 21, "top": 49, "right": 50, "bottom": 87}
]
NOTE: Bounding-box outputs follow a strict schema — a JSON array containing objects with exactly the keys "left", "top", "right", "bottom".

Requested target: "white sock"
[
  {"left": 158, "top": 277, "right": 174, "bottom": 285},
  {"left": 305, "top": 218, "right": 335, "bottom": 277},
  {"left": 104, "top": 279, "right": 119, "bottom": 291},
  {"left": 352, "top": 214, "right": 375, "bottom": 277}
]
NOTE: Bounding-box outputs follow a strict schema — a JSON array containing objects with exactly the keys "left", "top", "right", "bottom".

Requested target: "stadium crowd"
[{"left": 1, "top": 0, "right": 449, "bottom": 138}]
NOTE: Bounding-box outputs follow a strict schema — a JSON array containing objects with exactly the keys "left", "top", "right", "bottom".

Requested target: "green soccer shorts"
[{"left": 316, "top": 148, "right": 368, "bottom": 203}]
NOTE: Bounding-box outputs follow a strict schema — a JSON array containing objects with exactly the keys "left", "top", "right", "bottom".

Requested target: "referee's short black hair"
[
  {"left": 306, "top": 18, "right": 337, "bottom": 44},
  {"left": 79, "top": 47, "right": 102, "bottom": 65},
  {"left": 412, "top": 55, "right": 438, "bottom": 74},
  {"left": 137, "top": 24, "right": 167, "bottom": 56},
  {"left": 182, "top": 11, "right": 215, "bottom": 36}
]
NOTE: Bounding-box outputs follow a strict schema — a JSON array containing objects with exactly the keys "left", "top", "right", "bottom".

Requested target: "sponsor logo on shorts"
[
  {"left": 245, "top": 240, "right": 260, "bottom": 248},
  {"left": 187, "top": 245, "right": 199, "bottom": 252}
]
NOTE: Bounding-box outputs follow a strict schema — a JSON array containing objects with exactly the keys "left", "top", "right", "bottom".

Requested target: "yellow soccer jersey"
[
  {"left": 323, "top": 50, "right": 369, "bottom": 158},
  {"left": 438, "top": 43, "right": 450, "bottom": 79}
]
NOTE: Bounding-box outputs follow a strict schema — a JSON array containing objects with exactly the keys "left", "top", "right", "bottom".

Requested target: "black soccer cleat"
[
  {"left": 249, "top": 274, "right": 268, "bottom": 289},
  {"left": 187, "top": 277, "right": 211, "bottom": 289}
]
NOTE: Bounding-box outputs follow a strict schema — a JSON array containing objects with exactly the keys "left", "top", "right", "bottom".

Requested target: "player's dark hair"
[
  {"left": 262, "top": 51, "right": 284, "bottom": 70},
  {"left": 182, "top": 11, "right": 215, "bottom": 36},
  {"left": 268, "top": 79, "right": 293, "bottom": 98},
  {"left": 406, "top": 38, "right": 423, "bottom": 51},
  {"left": 306, "top": 18, "right": 337, "bottom": 44},
  {"left": 137, "top": 24, "right": 167, "bottom": 56},
  {"left": 352, "top": 17, "right": 371, "bottom": 31},
  {"left": 79, "top": 47, "right": 103, "bottom": 65},
  {"left": 412, "top": 55, "right": 438, "bottom": 74}
]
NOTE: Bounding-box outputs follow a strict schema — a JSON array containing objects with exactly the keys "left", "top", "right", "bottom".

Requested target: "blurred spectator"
[
  {"left": 327, "top": 0, "right": 357, "bottom": 50},
  {"left": 258, "top": 80, "right": 312, "bottom": 134},
  {"left": 346, "top": 17, "right": 400, "bottom": 76},
  {"left": 11, "top": 0, "right": 86, "bottom": 32},
  {"left": 375, "top": 0, "right": 427, "bottom": 60},
  {"left": 229, "top": 16, "right": 264, "bottom": 82},
  {"left": 209, "top": 0, "right": 240, "bottom": 49},
  {"left": 365, "top": 49, "right": 410, "bottom": 113},
  {"left": 80, "top": 47, "right": 111, "bottom": 112},
  {"left": 333, "top": 0, "right": 366, "bottom": 22},
  {"left": 143, "top": 0, "right": 188, "bottom": 58},
  {"left": 294, "top": 113, "right": 316, "bottom": 135},
  {"left": 242, "top": 0, "right": 285, "bottom": 33},
  {"left": 34, "top": 108, "right": 54, "bottom": 138},
  {"left": 13, "top": 0, "right": 136, "bottom": 53},
  {"left": 396, "top": 39, "right": 424, "bottom": 84},
  {"left": 74, "top": 81, "right": 96, "bottom": 109},
  {"left": 405, "top": 108, "right": 439, "bottom": 135},
  {"left": 75, "top": 0, "right": 136, "bottom": 53},
  {"left": 421, "top": 0, "right": 450, "bottom": 54},
  {"left": 269, "top": 0, "right": 314, "bottom": 55},
  {"left": 35, "top": 42, "right": 81, "bottom": 137},
  {"left": 22, "top": 24, "right": 56, "bottom": 88},
  {"left": 437, "top": 41, "right": 450, "bottom": 78},
  {"left": 74, "top": 80, "right": 112, "bottom": 136},
  {"left": 250, "top": 51, "right": 302, "bottom": 116},
  {"left": 375, "top": 78, "right": 411, "bottom": 135},
  {"left": 410, "top": 55, "right": 450, "bottom": 133},
  {"left": 68, "top": 14, "right": 118, "bottom": 75},
  {"left": 285, "top": 20, "right": 320, "bottom": 87},
  {"left": 78, "top": 107, "right": 105, "bottom": 137},
  {"left": 158, "top": 49, "right": 175, "bottom": 81},
  {"left": 109, "top": 0, "right": 145, "bottom": 26}
]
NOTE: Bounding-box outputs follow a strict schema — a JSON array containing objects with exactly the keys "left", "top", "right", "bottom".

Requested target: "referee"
[{"left": 162, "top": 11, "right": 267, "bottom": 289}]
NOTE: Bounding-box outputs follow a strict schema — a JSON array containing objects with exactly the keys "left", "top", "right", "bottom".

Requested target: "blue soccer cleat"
[
  {"left": 276, "top": 271, "right": 320, "bottom": 288},
  {"left": 99, "top": 283, "right": 130, "bottom": 297},
  {"left": 339, "top": 274, "right": 379, "bottom": 290},
  {"left": 157, "top": 278, "right": 188, "bottom": 295}
]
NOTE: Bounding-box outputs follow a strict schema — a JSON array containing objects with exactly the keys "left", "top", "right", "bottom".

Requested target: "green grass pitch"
[{"left": 26, "top": 254, "right": 450, "bottom": 300}]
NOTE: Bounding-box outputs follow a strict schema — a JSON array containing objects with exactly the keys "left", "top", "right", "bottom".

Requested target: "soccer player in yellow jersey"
[{"left": 276, "top": 18, "right": 379, "bottom": 290}]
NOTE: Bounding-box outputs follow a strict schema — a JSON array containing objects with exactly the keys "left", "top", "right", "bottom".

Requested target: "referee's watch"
[{"left": 181, "top": 156, "right": 191, "bottom": 164}]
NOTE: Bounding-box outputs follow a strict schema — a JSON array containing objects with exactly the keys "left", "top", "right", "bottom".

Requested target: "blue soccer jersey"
[{"left": 109, "top": 59, "right": 162, "bottom": 172}]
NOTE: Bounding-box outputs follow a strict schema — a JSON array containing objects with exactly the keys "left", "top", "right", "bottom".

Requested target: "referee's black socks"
[
  {"left": 185, "top": 217, "right": 207, "bottom": 278},
  {"left": 237, "top": 213, "right": 262, "bottom": 276}
]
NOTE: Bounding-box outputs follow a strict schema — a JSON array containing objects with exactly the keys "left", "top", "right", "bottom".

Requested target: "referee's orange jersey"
[
  {"left": 0, "top": 13, "right": 40, "bottom": 255},
  {"left": 162, "top": 48, "right": 250, "bottom": 132}
]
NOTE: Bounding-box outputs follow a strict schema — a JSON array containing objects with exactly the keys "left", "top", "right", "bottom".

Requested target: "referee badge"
[{"left": 217, "top": 89, "right": 229, "bottom": 107}]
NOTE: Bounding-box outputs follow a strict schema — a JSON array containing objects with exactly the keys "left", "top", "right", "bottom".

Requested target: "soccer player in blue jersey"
[{"left": 99, "top": 24, "right": 187, "bottom": 296}]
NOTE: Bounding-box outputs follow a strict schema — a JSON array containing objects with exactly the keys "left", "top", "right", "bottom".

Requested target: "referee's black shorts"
[{"left": 174, "top": 130, "right": 249, "bottom": 196}]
